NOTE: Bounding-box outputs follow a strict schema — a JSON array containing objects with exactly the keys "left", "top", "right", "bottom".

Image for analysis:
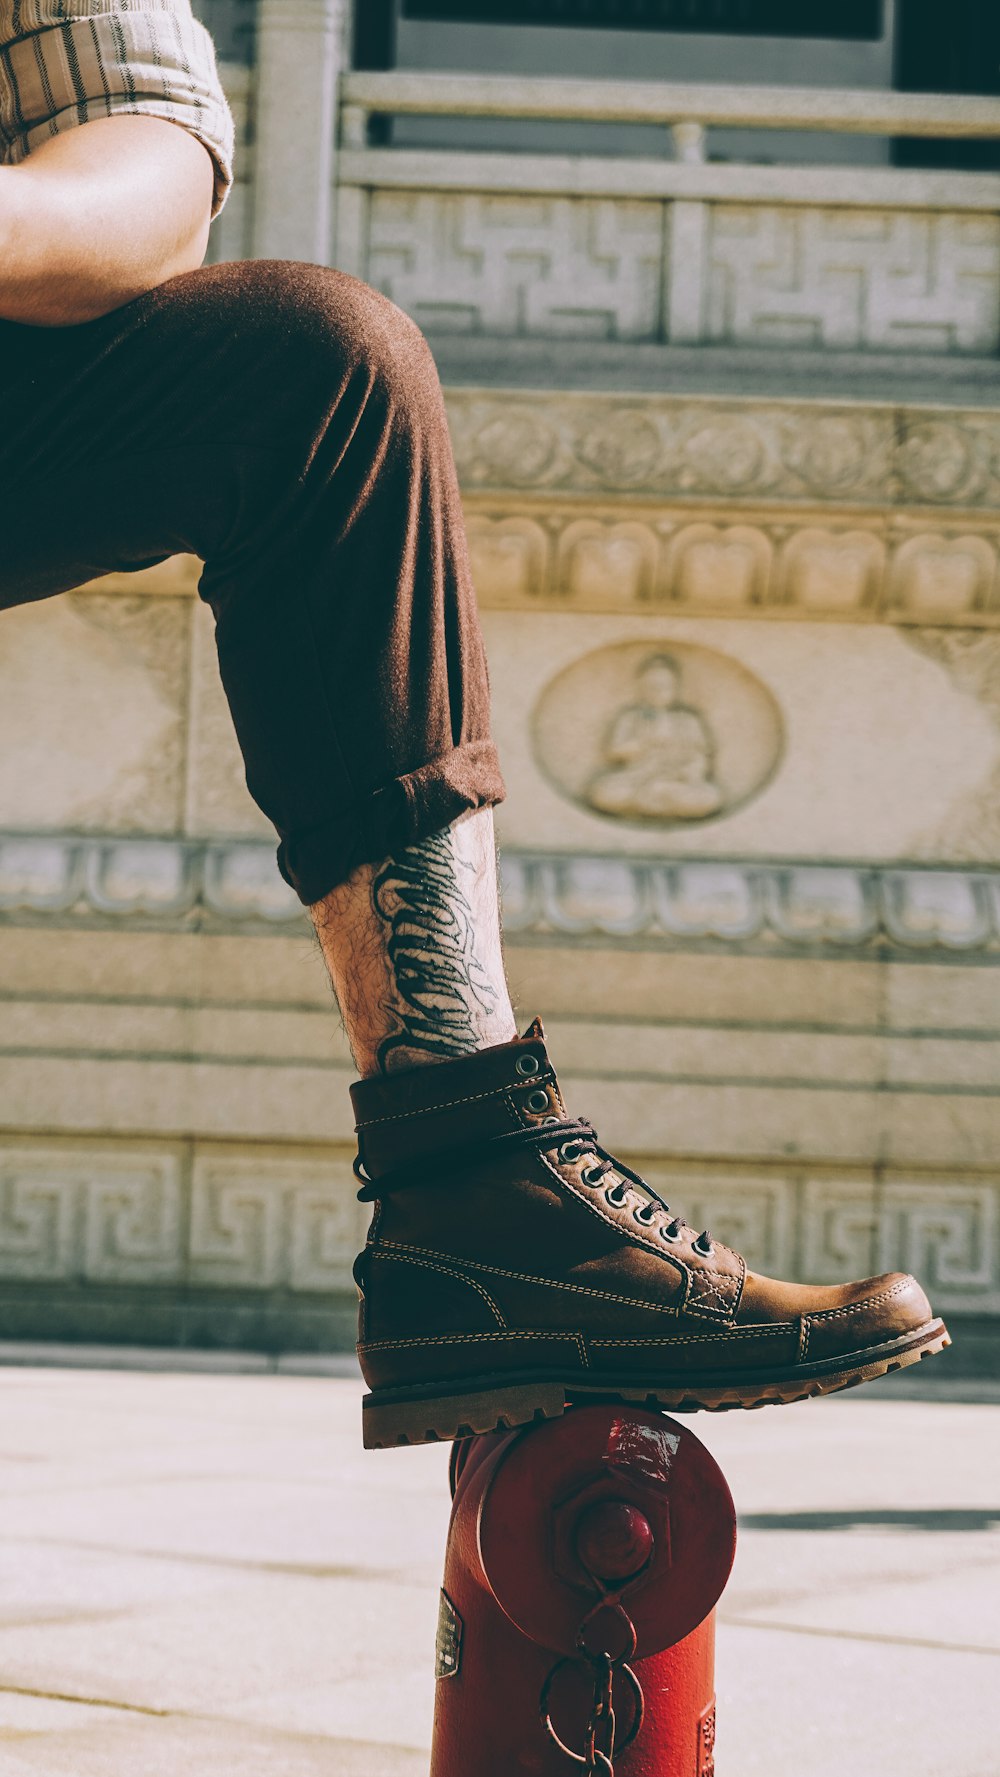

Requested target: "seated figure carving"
[{"left": 587, "top": 654, "right": 724, "bottom": 820}]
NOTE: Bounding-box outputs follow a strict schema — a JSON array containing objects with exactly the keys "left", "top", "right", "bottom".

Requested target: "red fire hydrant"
[{"left": 430, "top": 1406, "right": 736, "bottom": 1776}]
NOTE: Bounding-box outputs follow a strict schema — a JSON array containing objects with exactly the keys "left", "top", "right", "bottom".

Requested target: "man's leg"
[
  {"left": 1, "top": 259, "right": 945, "bottom": 1444},
  {"left": 2, "top": 260, "right": 512, "bottom": 983},
  {"left": 313, "top": 816, "right": 516, "bottom": 1077}
]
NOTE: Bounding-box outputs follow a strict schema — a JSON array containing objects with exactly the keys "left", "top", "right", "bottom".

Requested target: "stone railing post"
[{"left": 251, "top": 0, "right": 350, "bottom": 264}]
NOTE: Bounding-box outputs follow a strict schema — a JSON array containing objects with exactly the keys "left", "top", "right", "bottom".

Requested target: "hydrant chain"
[
  {"left": 539, "top": 1632, "right": 644, "bottom": 1772},
  {"left": 586, "top": 1652, "right": 617, "bottom": 1777}
]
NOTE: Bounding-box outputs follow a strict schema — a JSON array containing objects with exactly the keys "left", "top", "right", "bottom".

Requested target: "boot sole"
[{"left": 361, "top": 1318, "right": 950, "bottom": 1449}]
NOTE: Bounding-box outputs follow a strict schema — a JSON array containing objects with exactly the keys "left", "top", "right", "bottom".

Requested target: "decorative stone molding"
[
  {"left": 2, "top": 832, "right": 999, "bottom": 955},
  {"left": 447, "top": 391, "right": 1000, "bottom": 511},
  {"left": 0, "top": 1144, "right": 366, "bottom": 1295},
  {"left": 706, "top": 208, "right": 1000, "bottom": 354},
  {"left": 0, "top": 835, "right": 299, "bottom": 924},
  {"left": 1, "top": 1140, "right": 996, "bottom": 1318},
  {"left": 367, "top": 192, "right": 666, "bottom": 342},
  {"left": 189, "top": 1155, "right": 363, "bottom": 1291},
  {"left": 464, "top": 503, "right": 1000, "bottom": 622},
  {"left": 502, "top": 852, "right": 1000, "bottom": 952},
  {"left": 0, "top": 1149, "right": 184, "bottom": 1284},
  {"left": 349, "top": 187, "right": 1000, "bottom": 355}
]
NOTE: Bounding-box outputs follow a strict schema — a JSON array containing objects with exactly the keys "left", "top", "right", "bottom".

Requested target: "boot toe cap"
[{"left": 802, "top": 1271, "right": 936, "bottom": 1362}]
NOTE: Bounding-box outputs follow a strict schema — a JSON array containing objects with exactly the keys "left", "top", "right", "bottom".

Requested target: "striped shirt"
[{"left": 0, "top": 1, "right": 234, "bottom": 215}]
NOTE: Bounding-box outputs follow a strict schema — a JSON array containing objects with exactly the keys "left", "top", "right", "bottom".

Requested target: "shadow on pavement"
[{"left": 738, "top": 1507, "right": 1000, "bottom": 1532}]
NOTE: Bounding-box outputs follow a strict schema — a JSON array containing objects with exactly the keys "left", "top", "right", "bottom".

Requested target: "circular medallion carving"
[
  {"left": 472, "top": 413, "right": 560, "bottom": 485},
  {"left": 684, "top": 421, "right": 766, "bottom": 491},
  {"left": 897, "top": 422, "right": 977, "bottom": 502},
  {"left": 533, "top": 642, "right": 783, "bottom": 827},
  {"left": 577, "top": 412, "right": 666, "bottom": 486},
  {"left": 780, "top": 416, "right": 870, "bottom": 494}
]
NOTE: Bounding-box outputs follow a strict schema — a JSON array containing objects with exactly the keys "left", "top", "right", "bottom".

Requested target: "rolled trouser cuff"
[{"left": 277, "top": 740, "right": 507, "bottom": 906}]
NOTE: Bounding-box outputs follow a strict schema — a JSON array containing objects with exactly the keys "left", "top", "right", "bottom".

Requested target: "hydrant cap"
[{"left": 479, "top": 1406, "right": 736, "bottom": 1658}]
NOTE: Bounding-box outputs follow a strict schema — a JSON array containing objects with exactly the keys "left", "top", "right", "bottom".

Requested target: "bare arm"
[{"left": 0, "top": 115, "right": 215, "bottom": 328}]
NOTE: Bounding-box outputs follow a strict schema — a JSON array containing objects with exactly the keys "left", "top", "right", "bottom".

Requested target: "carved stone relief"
[
  {"left": 466, "top": 504, "right": 1000, "bottom": 622},
  {"left": 3, "top": 832, "right": 1000, "bottom": 953},
  {"left": 367, "top": 192, "right": 664, "bottom": 339},
  {"left": 0, "top": 1145, "right": 365, "bottom": 1294},
  {"left": 446, "top": 390, "right": 1000, "bottom": 511},
  {"left": 0, "top": 1149, "right": 183, "bottom": 1283},
  {"left": 532, "top": 641, "right": 783, "bottom": 828},
  {"left": 448, "top": 392, "right": 894, "bottom": 504},
  {"left": 706, "top": 208, "right": 1000, "bottom": 353},
  {"left": 3, "top": 1140, "right": 994, "bottom": 1314},
  {"left": 908, "top": 630, "right": 1000, "bottom": 862},
  {"left": 364, "top": 190, "right": 1000, "bottom": 355}
]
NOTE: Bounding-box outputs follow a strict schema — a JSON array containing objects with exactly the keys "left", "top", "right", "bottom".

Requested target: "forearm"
[{"left": 0, "top": 117, "right": 214, "bottom": 328}]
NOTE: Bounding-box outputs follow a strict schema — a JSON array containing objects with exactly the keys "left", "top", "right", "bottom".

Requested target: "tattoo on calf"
[{"left": 371, "top": 830, "right": 499, "bottom": 1072}]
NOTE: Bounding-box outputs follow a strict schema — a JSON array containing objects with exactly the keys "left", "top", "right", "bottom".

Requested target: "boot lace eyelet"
[
  {"left": 559, "top": 1140, "right": 584, "bottom": 1163},
  {"left": 582, "top": 1163, "right": 603, "bottom": 1186},
  {"left": 525, "top": 1089, "right": 550, "bottom": 1113},
  {"left": 633, "top": 1204, "right": 657, "bottom": 1226},
  {"left": 515, "top": 1053, "right": 540, "bottom": 1077},
  {"left": 693, "top": 1233, "right": 715, "bottom": 1257},
  {"left": 660, "top": 1225, "right": 681, "bottom": 1243},
  {"left": 605, "top": 1183, "right": 628, "bottom": 1208}
]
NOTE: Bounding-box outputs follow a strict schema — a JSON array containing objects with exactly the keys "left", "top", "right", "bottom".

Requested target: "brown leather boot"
[{"left": 351, "top": 1021, "right": 949, "bottom": 1449}]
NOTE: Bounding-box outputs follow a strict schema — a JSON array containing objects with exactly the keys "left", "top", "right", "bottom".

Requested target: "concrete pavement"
[{"left": 0, "top": 1362, "right": 997, "bottom": 1776}]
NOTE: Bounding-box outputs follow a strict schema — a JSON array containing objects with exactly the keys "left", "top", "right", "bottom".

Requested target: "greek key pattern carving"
[
  {"left": 463, "top": 506, "right": 1000, "bottom": 619},
  {"left": 0, "top": 1151, "right": 183, "bottom": 1283},
  {"left": 3, "top": 1144, "right": 995, "bottom": 1310},
  {"left": 802, "top": 1177, "right": 1000, "bottom": 1309},
  {"left": 367, "top": 192, "right": 664, "bottom": 339},
  {"left": 359, "top": 190, "right": 1000, "bottom": 356},
  {"left": 0, "top": 1147, "right": 366, "bottom": 1293},
  {"left": 189, "top": 1157, "right": 365, "bottom": 1291},
  {"left": 2, "top": 834, "right": 1000, "bottom": 955},
  {"left": 706, "top": 208, "right": 1000, "bottom": 353},
  {"left": 444, "top": 391, "right": 1000, "bottom": 511}
]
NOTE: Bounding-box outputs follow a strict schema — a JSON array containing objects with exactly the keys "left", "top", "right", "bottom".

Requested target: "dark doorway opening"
[
  {"left": 354, "top": 0, "right": 397, "bottom": 70},
  {"left": 401, "top": 0, "right": 883, "bottom": 35},
  {"left": 894, "top": 0, "right": 1000, "bottom": 168}
]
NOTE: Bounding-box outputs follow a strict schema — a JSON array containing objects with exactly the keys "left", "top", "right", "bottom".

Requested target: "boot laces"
[{"left": 354, "top": 1116, "right": 715, "bottom": 1257}]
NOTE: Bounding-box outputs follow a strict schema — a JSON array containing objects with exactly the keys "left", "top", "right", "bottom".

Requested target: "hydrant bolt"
[{"left": 575, "top": 1499, "right": 654, "bottom": 1583}]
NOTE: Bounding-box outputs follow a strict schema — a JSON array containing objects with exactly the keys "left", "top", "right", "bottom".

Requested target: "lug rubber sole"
[{"left": 361, "top": 1318, "right": 950, "bottom": 1449}]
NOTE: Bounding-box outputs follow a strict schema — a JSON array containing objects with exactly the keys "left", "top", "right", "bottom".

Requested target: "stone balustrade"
[
  {"left": 339, "top": 71, "right": 1000, "bottom": 140},
  {"left": 215, "top": 55, "right": 1000, "bottom": 360},
  {"left": 322, "top": 72, "right": 1000, "bottom": 356}
]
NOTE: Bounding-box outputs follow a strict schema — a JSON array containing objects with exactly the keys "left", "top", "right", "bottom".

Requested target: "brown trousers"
[{"left": 0, "top": 260, "right": 505, "bottom": 904}]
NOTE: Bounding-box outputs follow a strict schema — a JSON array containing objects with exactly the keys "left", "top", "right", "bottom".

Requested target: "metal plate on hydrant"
[{"left": 435, "top": 1590, "right": 463, "bottom": 1680}]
